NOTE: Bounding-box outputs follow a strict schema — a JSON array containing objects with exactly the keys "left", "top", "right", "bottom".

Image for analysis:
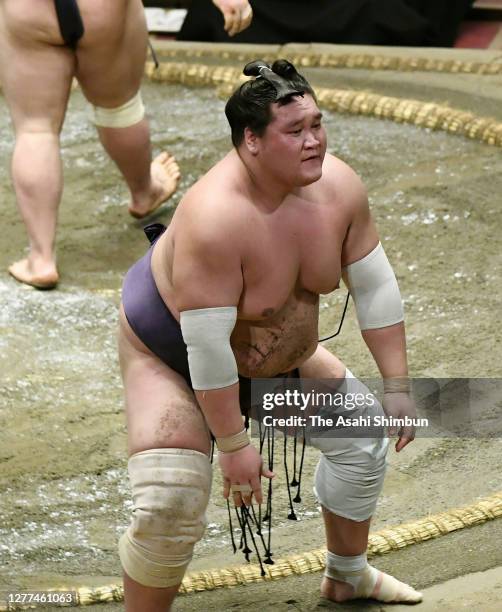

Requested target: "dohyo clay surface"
[{"left": 0, "top": 42, "right": 501, "bottom": 610}]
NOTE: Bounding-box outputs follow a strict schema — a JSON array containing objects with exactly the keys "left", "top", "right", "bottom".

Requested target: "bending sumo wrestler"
[{"left": 117, "top": 60, "right": 423, "bottom": 611}]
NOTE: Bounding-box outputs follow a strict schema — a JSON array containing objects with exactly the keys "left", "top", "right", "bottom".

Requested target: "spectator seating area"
[{"left": 143, "top": 1, "right": 502, "bottom": 49}]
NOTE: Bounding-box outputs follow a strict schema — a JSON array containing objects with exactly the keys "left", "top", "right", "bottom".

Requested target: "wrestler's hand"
[
  {"left": 382, "top": 392, "right": 417, "bottom": 452},
  {"left": 219, "top": 443, "right": 274, "bottom": 507},
  {"left": 212, "top": 0, "right": 253, "bottom": 37}
]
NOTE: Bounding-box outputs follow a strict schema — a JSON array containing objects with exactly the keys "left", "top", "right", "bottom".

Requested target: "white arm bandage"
[
  {"left": 343, "top": 242, "right": 404, "bottom": 330},
  {"left": 180, "top": 306, "right": 239, "bottom": 390}
]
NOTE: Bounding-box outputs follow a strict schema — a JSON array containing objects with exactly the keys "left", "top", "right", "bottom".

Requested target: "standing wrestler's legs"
[
  {"left": 300, "top": 345, "right": 421, "bottom": 603},
  {"left": 76, "top": 0, "right": 180, "bottom": 219},
  {"left": 0, "top": 10, "right": 74, "bottom": 288},
  {"left": 118, "top": 307, "right": 211, "bottom": 612},
  {"left": 300, "top": 347, "right": 371, "bottom": 555}
]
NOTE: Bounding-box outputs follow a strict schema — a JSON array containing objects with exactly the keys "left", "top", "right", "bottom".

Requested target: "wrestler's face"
[{"left": 255, "top": 94, "right": 327, "bottom": 187}]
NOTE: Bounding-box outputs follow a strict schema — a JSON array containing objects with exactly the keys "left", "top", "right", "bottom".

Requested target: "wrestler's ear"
[{"left": 244, "top": 127, "right": 259, "bottom": 155}]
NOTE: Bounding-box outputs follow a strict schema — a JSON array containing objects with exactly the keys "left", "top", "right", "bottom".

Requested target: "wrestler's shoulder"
[
  {"left": 181, "top": 182, "right": 246, "bottom": 220},
  {"left": 175, "top": 173, "right": 248, "bottom": 245},
  {"left": 320, "top": 153, "right": 368, "bottom": 212},
  {"left": 321, "top": 153, "right": 364, "bottom": 187}
]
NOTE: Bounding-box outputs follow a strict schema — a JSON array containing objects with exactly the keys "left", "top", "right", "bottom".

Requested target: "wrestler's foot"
[
  {"left": 128, "top": 152, "right": 181, "bottom": 219},
  {"left": 8, "top": 257, "right": 59, "bottom": 290},
  {"left": 321, "top": 566, "right": 423, "bottom": 604}
]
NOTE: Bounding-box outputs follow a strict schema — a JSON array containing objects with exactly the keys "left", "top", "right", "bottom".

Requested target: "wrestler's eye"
[
  {"left": 290, "top": 128, "right": 302, "bottom": 135},
  {"left": 313, "top": 122, "right": 322, "bottom": 129}
]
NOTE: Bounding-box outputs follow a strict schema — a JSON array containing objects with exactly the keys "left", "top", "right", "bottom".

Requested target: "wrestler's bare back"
[{"left": 151, "top": 151, "right": 358, "bottom": 378}]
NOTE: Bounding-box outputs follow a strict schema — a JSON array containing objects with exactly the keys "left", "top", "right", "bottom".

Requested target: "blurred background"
[{"left": 142, "top": 1, "right": 502, "bottom": 49}]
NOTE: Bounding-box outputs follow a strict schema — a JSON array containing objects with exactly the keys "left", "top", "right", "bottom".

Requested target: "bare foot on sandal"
[
  {"left": 8, "top": 258, "right": 59, "bottom": 290},
  {"left": 128, "top": 152, "right": 181, "bottom": 219}
]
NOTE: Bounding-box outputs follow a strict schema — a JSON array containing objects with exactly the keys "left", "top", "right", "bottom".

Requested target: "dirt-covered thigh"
[{"left": 118, "top": 305, "right": 212, "bottom": 458}]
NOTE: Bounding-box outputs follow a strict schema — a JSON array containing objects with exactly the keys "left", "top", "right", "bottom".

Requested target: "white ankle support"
[
  {"left": 325, "top": 551, "right": 423, "bottom": 603},
  {"left": 325, "top": 551, "right": 374, "bottom": 592}
]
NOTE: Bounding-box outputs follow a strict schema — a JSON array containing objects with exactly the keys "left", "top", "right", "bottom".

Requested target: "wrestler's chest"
[{"left": 240, "top": 225, "right": 342, "bottom": 318}]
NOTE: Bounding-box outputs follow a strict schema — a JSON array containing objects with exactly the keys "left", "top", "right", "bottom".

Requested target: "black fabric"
[
  {"left": 403, "top": 0, "right": 474, "bottom": 47},
  {"left": 178, "top": 0, "right": 474, "bottom": 47},
  {"left": 54, "top": 0, "right": 84, "bottom": 48}
]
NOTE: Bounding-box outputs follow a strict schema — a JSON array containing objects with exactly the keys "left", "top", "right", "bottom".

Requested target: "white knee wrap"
[
  {"left": 344, "top": 242, "right": 404, "bottom": 330},
  {"left": 93, "top": 91, "right": 145, "bottom": 128},
  {"left": 310, "top": 369, "right": 389, "bottom": 521},
  {"left": 180, "top": 306, "right": 239, "bottom": 390},
  {"left": 118, "top": 448, "right": 212, "bottom": 588}
]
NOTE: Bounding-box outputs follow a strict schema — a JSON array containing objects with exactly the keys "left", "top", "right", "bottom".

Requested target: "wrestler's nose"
[{"left": 304, "top": 130, "right": 320, "bottom": 148}]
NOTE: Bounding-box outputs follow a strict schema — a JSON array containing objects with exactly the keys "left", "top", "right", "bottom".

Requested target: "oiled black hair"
[{"left": 225, "top": 59, "right": 316, "bottom": 147}]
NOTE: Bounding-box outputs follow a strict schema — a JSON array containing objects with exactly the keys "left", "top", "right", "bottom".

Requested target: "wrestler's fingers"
[
  {"left": 238, "top": 483, "right": 254, "bottom": 506},
  {"left": 261, "top": 464, "right": 275, "bottom": 480},
  {"left": 223, "top": 478, "right": 231, "bottom": 499},
  {"left": 395, "top": 431, "right": 415, "bottom": 453},
  {"left": 386, "top": 416, "right": 399, "bottom": 436},
  {"left": 388, "top": 424, "right": 399, "bottom": 437},
  {"left": 241, "top": 490, "right": 253, "bottom": 507},
  {"left": 240, "top": 4, "right": 253, "bottom": 31},
  {"left": 231, "top": 484, "right": 251, "bottom": 507},
  {"left": 250, "top": 475, "right": 263, "bottom": 504},
  {"left": 228, "top": 11, "right": 242, "bottom": 37},
  {"left": 232, "top": 490, "right": 243, "bottom": 507},
  {"left": 222, "top": 10, "right": 234, "bottom": 34}
]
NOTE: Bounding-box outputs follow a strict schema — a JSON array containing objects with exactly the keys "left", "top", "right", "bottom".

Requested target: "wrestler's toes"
[
  {"left": 8, "top": 258, "right": 59, "bottom": 290},
  {"left": 321, "top": 568, "right": 422, "bottom": 605},
  {"left": 162, "top": 155, "right": 180, "bottom": 174},
  {"left": 128, "top": 153, "right": 181, "bottom": 218},
  {"left": 157, "top": 152, "right": 177, "bottom": 169},
  {"left": 371, "top": 570, "right": 423, "bottom": 603},
  {"left": 156, "top": 151, "right": 169, "bottom": 164},
  {"left": 161, "top": 156, "right": 181, "bottom": 186},
  {"left": 167, "top": 163, "right": 181, "bottom": 179}
]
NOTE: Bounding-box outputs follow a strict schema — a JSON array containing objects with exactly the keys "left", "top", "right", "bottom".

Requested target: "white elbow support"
[
  {"left": 118, "top": 448, "right": 212, "bottom": 588},
  {"left": 93, "top": 91, "right": 145, "bottom": 128},
  {"left": 180, "top": 306, "right": 239, "bottom": 390},
  {"left": 344, "top": 242, "right": 404, "bottom": 330}
]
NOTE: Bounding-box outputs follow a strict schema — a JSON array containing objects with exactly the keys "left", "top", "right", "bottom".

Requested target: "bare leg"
[
  {"left": 8, "top": 131, "right": 64, "bottom": 288},
  {"left": 300, "top": 347, "right": 369, "bottom": 601},
  {"left": 320, "top": 510, "right": 372, "bottom": 602},
  {"left": 118, "top": 306, "right": 211, "bottom": 611},
  {"left": 300, "top": 346, "right": 421, "bottom": 604},
  {"left": 123, "top": 574, "right": 179, "bottom": 612},
  {"left": 76, "top": 0, "right": 180, "bottom": 219},
  {"left": 0, "top": 5, "right": 74, "bottom": 288},
  {"left": 97, "top": 124, "right": 181, "bottom": 218}
]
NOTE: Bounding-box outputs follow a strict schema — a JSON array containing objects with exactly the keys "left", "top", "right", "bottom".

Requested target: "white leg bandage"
[
  {"left": 93, "top": 91, "right": 145, "bottom": 128},
  {"left": 310, "top": 369, "right": 389, "bottom": 521},
  {"left": 118, "top": 448, "right": 212, "bottom": 588},
  {"left": 325, "top": 551, "right": 423, "bottom": 603}
]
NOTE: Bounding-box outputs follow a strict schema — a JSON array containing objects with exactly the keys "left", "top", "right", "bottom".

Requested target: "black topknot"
[{"left": 243, "top": 59, "right": 304, "bottom": 101}]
